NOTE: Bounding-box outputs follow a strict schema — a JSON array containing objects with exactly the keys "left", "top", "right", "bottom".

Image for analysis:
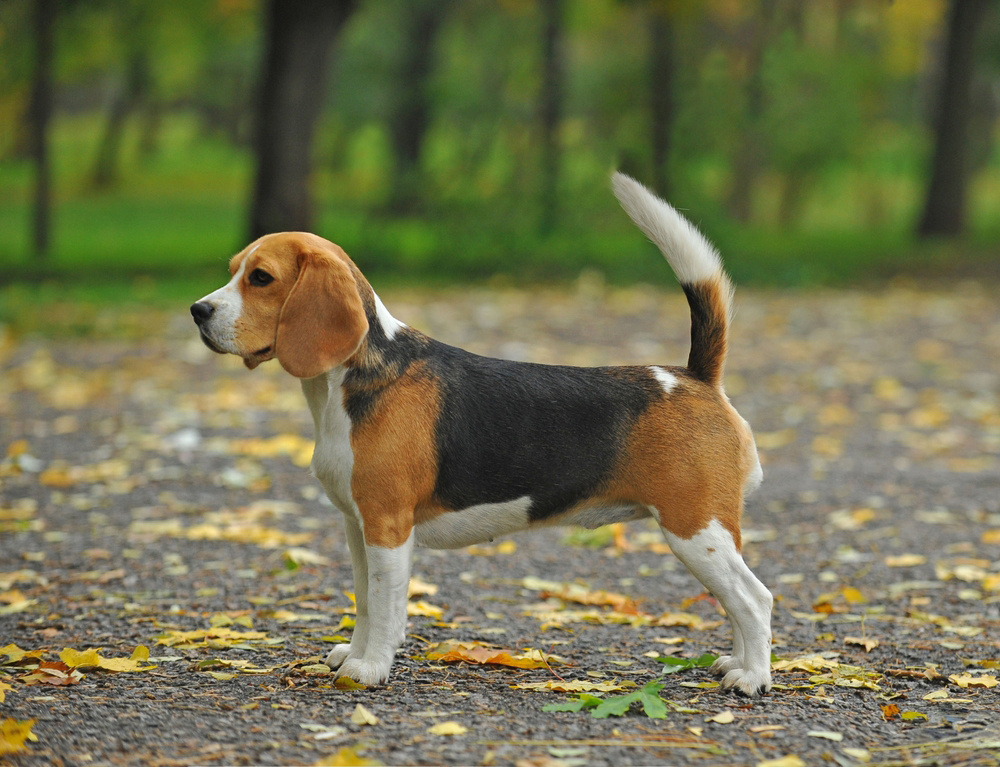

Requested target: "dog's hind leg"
[{"left": 658, "top": 518, "right": 772, "bottom": 696}]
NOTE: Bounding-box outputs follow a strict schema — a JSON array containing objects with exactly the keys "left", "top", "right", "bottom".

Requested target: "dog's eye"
[{"left": 249, "top": 269, "right": 274, "bottom": 287}]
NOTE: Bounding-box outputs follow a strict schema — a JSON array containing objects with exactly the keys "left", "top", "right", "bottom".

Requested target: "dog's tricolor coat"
[{"left": 191, "top": 173, "right": 773, "bottom": 695}]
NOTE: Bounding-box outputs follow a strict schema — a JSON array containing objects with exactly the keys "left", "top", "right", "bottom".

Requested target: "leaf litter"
[{"left": 2, "top": 286, "right": 1000, "bottom": 765}]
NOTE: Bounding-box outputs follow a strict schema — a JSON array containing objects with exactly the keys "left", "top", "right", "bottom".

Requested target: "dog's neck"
[{"left": 339, "top": 274, "right": 428, "bottom": 406}]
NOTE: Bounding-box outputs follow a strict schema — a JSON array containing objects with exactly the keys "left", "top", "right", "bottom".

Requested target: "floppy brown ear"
[{"left": 275, "top": 247, "right": 369, "bottom": 378}]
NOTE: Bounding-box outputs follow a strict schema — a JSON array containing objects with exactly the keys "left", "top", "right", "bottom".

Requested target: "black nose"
[{"left": 190, "top": 301, "right": 215, "bottom": 325}]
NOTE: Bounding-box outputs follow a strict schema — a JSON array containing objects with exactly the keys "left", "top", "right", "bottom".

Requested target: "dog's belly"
[
  {"left": 413, "top": 497, "right": 649, "bottom": 549},
  {"left": 541, "top": 503, "right": 650, "bottom": 530},
  {"left": 414, "top": 496, "right": 533, "bottom": 549}
]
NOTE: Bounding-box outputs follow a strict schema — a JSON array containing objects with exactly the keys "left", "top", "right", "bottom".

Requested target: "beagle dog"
[{"left": 191, "top": 173, "right": 773, "bottom": 695}]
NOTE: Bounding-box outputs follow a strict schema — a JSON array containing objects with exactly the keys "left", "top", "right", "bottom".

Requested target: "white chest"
[{"left": 301, "top": 369, "right": 357, "bottom": 514}]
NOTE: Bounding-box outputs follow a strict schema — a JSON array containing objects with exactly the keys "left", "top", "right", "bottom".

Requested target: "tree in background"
[
  {"left": 28, "top": 0, "right": 55, "bottom": 260},
  {"left": 917, "top": 0, "right": 991, "bottom": 238},
  {"left": 726, "top": 0, "right": 775, "bottom": 223},
  {"left": 249, "top": 0, "right": 357, "bottom": 239},
  {"left": 648, "top": 1, "right": 675, "bottom": 198},
  {"left": 538, "top": 0, "right": 563, "bottom": 235},
  {"left": 387, "top": 0, "right": 451, "bottom": 213},
  {"left": 89, "top": 3, "right": 151, "bottom": 189}
]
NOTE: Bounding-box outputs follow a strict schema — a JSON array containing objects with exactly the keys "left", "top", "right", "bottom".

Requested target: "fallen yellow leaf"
[
  {"left": 427, "top": 721, "right": 468, "bottom": 736},
  {"left": 1, "top": 644, "right": 43, "bottom": 664},
  {"left": 407, "top": 576, "right": 438, "bottom": 598},
  {"left": 757, "top": 756, "right": 805, "bottom": 767},
  {"left": 923, "top": 688, "right": 973, "bottom": 703},
  {"left": 350, "top": 704, "right": 378, "bottom": 726},
  {"left": 843, "top": 637, "right": 879, "bottom": 652},
  {"left": 706, "top": 710, "right": 734, "bottom": 724},
  {"left": 884, "top": 554, "right": 927, "bottom": 567},
  {"left": 426, "top": 641, "right": 561, "bottom": 670},
  {"left": 0, "top": 718, "right": 35, "bottom": 756},
  {"left": 59, "top": 648, "right": 101, "bottom": 668},
  {"left": 949, "top": 673, "right": 998, "bottom": 689},
  {"left": 807, "top": 730, "right": 843, "bottom": 742},
  {"left": 314, "top": 746, "right": 383, "bottom": 766},
  {"left": 771, "top": 655, "right": 840, "bottom": 673},
  {"left": 406, "top": 600, "right": 444, "bottom": 619}
]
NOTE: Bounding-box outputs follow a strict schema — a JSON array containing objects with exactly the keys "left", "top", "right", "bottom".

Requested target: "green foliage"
[
  {"left": 543, "top": 680, "right": 669, "bottom": 719},
  {"left": 657, "top": 652, "right": 718, "bottom": 674},
  {"left": 542, "top": 679, "right": 702, "bottom": 719},
  {"left": 3, "top": 0, "right": 1000, "bottom": 293}
]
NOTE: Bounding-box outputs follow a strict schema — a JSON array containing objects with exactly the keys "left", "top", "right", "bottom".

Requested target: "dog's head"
[{"left": 191, "top": 232, "right": 369, "bottom": 378}]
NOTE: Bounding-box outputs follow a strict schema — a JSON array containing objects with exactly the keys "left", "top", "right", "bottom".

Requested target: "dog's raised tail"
[{"left": 611, "top": 172, "right": 733, "bottom": 388}]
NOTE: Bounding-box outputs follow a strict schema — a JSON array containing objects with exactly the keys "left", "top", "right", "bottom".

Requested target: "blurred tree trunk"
[
  {"left": 649, "top": 9, "right": 674, "bottom": 198},
  {"left": 727, "top": 0, "right": 776, "bottom": 224},
  {"left": 91, "top": 49, "right": 150, "bottom": 189},
  {"left": 387, "top": 0, "right": 450, "bottom": 214},
  {"left": 28, "top": 0, "right": 55, "bottom": 261},
  {"left": 538, "top": 0, "right": 563, "bottom": 235},
  {"left": 138, "top": 98, "right": 163, "bottom": 161},
  {"left": 917, "top": 0, "right": 989, "bottom": 238},
  {"left": 249, "top": 0, "right": 357, "bottom": 239}
]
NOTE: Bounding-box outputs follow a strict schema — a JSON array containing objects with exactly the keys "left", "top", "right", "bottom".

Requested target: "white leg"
[
  {"left": 660, "top": 520, "right": 772, "bottom": 695},
  {"left": 335, "top": 531, "right": 414, "bottom": 685},
  {"left": 326, "top": 514, "right": 370, "bottom": 669},
  {"left": 710, "top": 612, "right": 745, "bottom": 676}
]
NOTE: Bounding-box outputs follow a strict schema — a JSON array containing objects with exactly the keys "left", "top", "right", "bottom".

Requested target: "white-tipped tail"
[
  {"left": 612, "top": 171, "right": 733, "bottom": 387},
  {"left": 611, "top": 172, "right": 723, "bottom": 285}
]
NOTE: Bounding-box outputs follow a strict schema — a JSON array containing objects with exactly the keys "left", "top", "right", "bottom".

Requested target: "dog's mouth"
[{"left": 198, "top": 330, "right": 226, "bottom": 355}]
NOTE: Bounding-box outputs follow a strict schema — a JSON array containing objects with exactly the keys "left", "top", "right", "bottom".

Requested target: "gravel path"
[{"left": 2, "top": 283, "right": 1000, "bottom": 766}]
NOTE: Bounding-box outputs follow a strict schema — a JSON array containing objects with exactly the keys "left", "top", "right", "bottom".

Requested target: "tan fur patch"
[
  {"left": 349, "top": 361, "right": 442, "bottom": 548},
  {"left": 602, "top": 377, "right": 752, "bottom": 547}
]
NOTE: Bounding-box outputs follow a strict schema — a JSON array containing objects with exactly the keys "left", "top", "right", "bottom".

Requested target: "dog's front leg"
[
  {"left": 326, "top": 514, "right": 370, "bottom": 669},
  {"left": 334, "top": 530, "right": 414, "bottom": 686}
]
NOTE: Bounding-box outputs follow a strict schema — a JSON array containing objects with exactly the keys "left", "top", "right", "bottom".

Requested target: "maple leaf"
[
  {"left": 657, "top": 653, "right": 717, "bottom": 673},
  {"left": 542, "top": 680, "right": 676, "bottom": 719}
]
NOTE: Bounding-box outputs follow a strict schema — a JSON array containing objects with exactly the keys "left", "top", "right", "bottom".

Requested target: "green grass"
[{"left": 2, "top": 111, "right": 999, "bottom": 340}]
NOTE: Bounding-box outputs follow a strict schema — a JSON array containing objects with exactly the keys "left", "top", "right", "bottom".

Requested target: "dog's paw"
[
  {"left": 334, "top": 657, "right": 392, "bottom": 686},
  {"left": 325, "top": 644, "right": 356, "bottom": 670},
  {"left": 710, "top": 654, "right": 743, "bottom": 676},
  {"left": 720, "top": 667, "right": 771, "bottom": 697}
]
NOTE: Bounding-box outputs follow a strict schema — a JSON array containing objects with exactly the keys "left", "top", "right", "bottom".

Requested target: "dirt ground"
[{"left": 2, "top": 282, "right": 1000, "bottom": 767}]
